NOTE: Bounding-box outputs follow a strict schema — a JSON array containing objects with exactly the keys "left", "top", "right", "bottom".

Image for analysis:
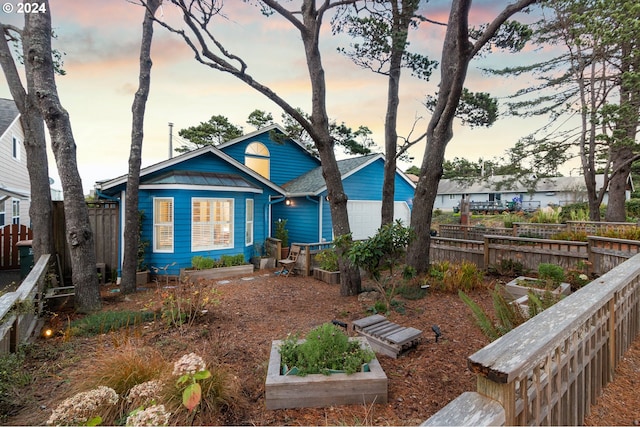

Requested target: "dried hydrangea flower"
[
  {"left": 172, "top": 352, "right": 206, "bottom": 376},
  {"left": 125, "top": 404, "right": 171, "bottom": 427},
  {"left": 47, "top": 386, "right": 118, "bottom": 426},
  {"left": 127, "top": 380, "right": 163, "bottom": 404}
]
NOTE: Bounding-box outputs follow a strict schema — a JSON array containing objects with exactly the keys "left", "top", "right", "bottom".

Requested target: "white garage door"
[{"left": 347, "top": 200, "right": 411, "bottom": 241}]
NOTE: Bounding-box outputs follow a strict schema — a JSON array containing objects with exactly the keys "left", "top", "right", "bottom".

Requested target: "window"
[
  {"left": 246, "top": 199, "right": 254, "bottom": 246},
  {"left": 192, "top": 198, "right": 233, "bottom": 251},
  {"left": 245, "top": 142, "right": 270, "bottom": 179},
  {"left": 12, "top": 135, "right": 21, "bottom": 160},
  {"left": 11, "top": 199, "right": 19, "bottom": 225},
  {"left": 0, "top": 200, "right": 5, "bottom": 225},
  {"left": 153, "top": 198, "right": 174, "bottom": 252}
]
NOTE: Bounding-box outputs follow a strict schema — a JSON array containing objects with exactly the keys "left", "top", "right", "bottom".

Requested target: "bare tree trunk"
[
  {"left": 0, "top": 24, "right": 54, "bottom": 262},
  {"left": 24, "top": 2, "right": 101, "bottom": 312},
  {"left": 120, "top": 0, "right": 161, "bottom": 294},
  {"left": 407, "top": 0, "right": 537, "bottom": 273}
]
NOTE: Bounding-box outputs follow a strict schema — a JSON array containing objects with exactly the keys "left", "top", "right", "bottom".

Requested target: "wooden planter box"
[
  {"left": 265, "top": 337, "right": 388, "bottom": 409},
  {"left": 136, "top": 270, "right": 150, "bottom": 286},
  {"left": 313, "top": 268, "right": 340, "bottom": 284},
  {"left": 179, "top": 264, "right": 254, "bottom": 282},
  {"left": 251, "top": 257, "right": 275, "bottom": 270},
  {"left": 505, "top": 276, "right": 571, "bottom": 301}
]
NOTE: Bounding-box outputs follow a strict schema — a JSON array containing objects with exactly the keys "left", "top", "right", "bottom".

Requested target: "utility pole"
[{"left": 168, "top": 122, "right": 173, "bottom": 159}]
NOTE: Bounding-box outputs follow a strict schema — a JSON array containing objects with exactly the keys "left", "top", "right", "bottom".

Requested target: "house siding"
[
  {"left": 0, "top": 114, "right": 30, "bottom": 227},
  {"left": 220, "top": 131, "right": 319, "bottom": 186},
  {"left": 272, "top": 196, "right": 320, "bottom": 245}
]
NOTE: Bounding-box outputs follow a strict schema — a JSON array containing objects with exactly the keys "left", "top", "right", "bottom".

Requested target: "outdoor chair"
[{"left": 278, "top": 245, "right": 300, "bottom": 277}]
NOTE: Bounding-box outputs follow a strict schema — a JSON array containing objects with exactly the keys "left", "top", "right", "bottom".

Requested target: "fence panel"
[
  {"left": 484, "top": 235, "right": 589, "bottom": 272},
  {"left": 513, "top": 222, "right": 567, "bottom": 239},
  {"left": 0, "top": 224, "right": 33, "bottom": 270},
  {"left": 439, "top": 224, "right": 513, "bottom": 241},
  {"left": 568, "top": 220, "right": 638, "bottom": 235},
  {"left": 430, "top": 237, "right": 485, "bottom": 269},
  {"left": 589, "top": 236, "right": 640, "bottom": 276}
]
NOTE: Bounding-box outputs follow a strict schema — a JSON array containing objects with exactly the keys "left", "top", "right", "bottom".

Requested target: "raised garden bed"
[
  {"left": 504, "top": 276, "right": 571, "bottom": 301},
  {"left": 179, "top": 264, "right": 254, "bottom": 282},
  {"left": 313, "top": 268, "right": 340, "bottom": 284},
  {"left": 265, "top": 337, "right": 388, "bottom": 409}
]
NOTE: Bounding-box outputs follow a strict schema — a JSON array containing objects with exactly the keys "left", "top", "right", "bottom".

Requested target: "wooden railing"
[
  {"left": 439, "top": 224, "right": 513, "bottom": 240},
  {"left": 0, "top": 254, "right": 50, "bottom": 354},
  {"left": 431, "top": 237, "right": 485, "bottom": 268},
  {"left": 423, "top": 252, "right": 640, "bottom": 426},
  {"left": 292, "top": 241, "right": 335, "bottom": 277}
]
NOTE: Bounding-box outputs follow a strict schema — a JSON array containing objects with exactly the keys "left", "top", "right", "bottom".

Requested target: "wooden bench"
[{"left": 352, "top": 314, "right": 422, "bottom": 359}]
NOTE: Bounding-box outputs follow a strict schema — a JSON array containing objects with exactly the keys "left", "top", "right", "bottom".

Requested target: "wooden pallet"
[{"left": 352, "top": 314, "right": 422, "bottom": 359}]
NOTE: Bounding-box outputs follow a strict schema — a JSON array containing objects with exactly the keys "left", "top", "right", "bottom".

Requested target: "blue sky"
[{"left": 0, "top": 0, "right": 563, "bottom": 193}]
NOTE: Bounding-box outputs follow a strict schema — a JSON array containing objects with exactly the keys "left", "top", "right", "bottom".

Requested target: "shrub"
[
  {"left": 537, "top": 263, "right": 565, "bottom": 286},
  {"left": 559, "top": 202, "right": 590, "bottom": 222},
  {"left": 487, "top": 258, "right": 525, "bottom": 277},
  {"left": 68, "top": 310, "right": 156, "bottom": 337},
  {"left": 550, "top": 230, "right": 588, "bottom": 241},
  {"left": 625, "top": 198, "right": 640, "bottom": 219},
  {"left": 530, "top": 207, "right": 561, "bottom": 224},
  {"left": 0, "top": 350, "right": 31, "bottom": 422},
  {"left": 160, "top": 281, "right": 221, "bottom": 328},
  {"left": 279, "top": 323, "right": 375, "bottom": 376},
  {"left": 428, "top": 261, "right": 485, "bottom": 293},
  {"left": 314, "top": 249, "right": 339, "bottom": 271},
  {"left": 191, "top": 254, "right": 246, "bottom": 270}
]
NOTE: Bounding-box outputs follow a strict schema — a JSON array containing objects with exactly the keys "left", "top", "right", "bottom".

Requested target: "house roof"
[
  {"left": 96, "top": 144, "right": 286, "bottom": 196},
  {"left": 437, "top": 174, "right": 630, "bottom": 195},
  {"left": 141, "top": 170, "right": 261, "bottom": 191},
  {"left": 216, "top": 124, "right": 317, "bottom": 158},
  {"left": 0, "top": 184, "right": 30, "bottom": 201},
  {"left": 0, "top": 98, "right": 19, "bottom": 138},
  {"left": 282, "top": 153, "right": 416, "bottom": 196}
]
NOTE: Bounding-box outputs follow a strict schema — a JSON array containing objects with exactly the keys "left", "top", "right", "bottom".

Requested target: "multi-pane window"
[
  {"left": 192, "top": 198, "right": 233, "bottom": 251},
  {"left": 245, "top": 142, "right": 270, "bottom": 179},
  {"left": 11, "top": 200, "right": 19, "bottom": 225},
  {"left": 0, "top": 200, "right": 5, "bottom": 225},
  {"left": 153, "top": 198, "right": 174, "bottom": 252},
  {"left": 245, "top": 199, "right": 254, "bottom": 246}
]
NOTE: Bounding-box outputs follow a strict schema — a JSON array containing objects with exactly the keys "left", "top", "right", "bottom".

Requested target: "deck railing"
[
  {"left": 423, "top": 252, "right": 640, "bottom": 426},
  {"left": 0, "top": 254, "right": 50, "bottom": 354}
]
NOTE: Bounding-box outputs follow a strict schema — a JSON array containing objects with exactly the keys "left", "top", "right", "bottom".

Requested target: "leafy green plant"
[
  {"left": 191, "top": 254, "right": 245, "bottom": 270},
  {"left": 529, "top": 207, "right": 561, "bottom": 223},
  {"left": 488, "top": 258, "right": 526, "bottom": 277},
  {"left": 275, "top": 219, "right": 289, "bottom": 248},
  {"left": 537, "top": 263, "right": 565, "bottom": 287},
  {"left": 428, "top": 261, "right": 485, "bottom": 293},
  {"left": 279, "top": 323, "right": 374, "bottom": 376},
  {"left": 0, "top": 350, "right": 31, "bottom": 422},
  {"left": 314, "top": 249, "right": 339, "bottom": 271},
  {"left": 160, "top": 281, "right": 221, "bottom": 328},
  {"left": 68, "top": 311, "right": 156, "bottom": 337}
]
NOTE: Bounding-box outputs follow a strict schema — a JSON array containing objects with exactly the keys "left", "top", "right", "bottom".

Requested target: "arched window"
[{"left": 245, "top": 142, "right": 270, "bottom": 179}]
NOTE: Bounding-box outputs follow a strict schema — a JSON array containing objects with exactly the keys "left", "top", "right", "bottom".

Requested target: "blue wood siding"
[
  {"left": 271, "top": 196, "right": 320, "bottom": 245},
  {"left": 220, "top": 131, "right": 319, "bottom": 186},
  {"left": 342, "top": 158, "right": 414, "bottom": 205},
  {"left": 138, "top": 187, "right": 275, "bottom": 276}
]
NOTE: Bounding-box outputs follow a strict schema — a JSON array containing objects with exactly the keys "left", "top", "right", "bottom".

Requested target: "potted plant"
[
  {"left": 275, "top": 219, "right": 289, "bottom": 258},
  {"left": 313, "top": 249, "right": 340, "bottom": 284},
  {"left": 265, "top": 323, "right": 387, "bottom": 409}
]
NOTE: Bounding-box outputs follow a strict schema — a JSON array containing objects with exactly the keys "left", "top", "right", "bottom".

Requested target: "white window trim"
[
  {"left": 12, "top": 134, "right": 21, "bottom": 161},
  {"left": 246, "top": 199, "right": 254, "bottom": 246},
  {"left": 191, "top": 197, "right": 234, "bottom": 252},
  {"left": 153, "top": 197, "right": 174, "bottom": 253},
  {"left": 0, "top": 200, "right": 5, "bottom": 226},
  {"left": 11, "top": 199, "right": 19, "bottom": 225}
]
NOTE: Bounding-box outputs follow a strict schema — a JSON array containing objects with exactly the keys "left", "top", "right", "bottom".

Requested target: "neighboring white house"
[
  {"left": 434, "top": 174, "right": 633, "bottom": 212},
  {"left": 0, "top": 98, "right": 30, "bottom": 227}
]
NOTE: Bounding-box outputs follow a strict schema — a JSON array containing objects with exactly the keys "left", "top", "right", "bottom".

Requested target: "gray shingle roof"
[
  {"left": 0, "top": 98, "right": 19, "bottom": 137},
  {"left": 144, "top": 170, "right": 260, "bottom": 190},
  {"left": 282, "top": 154, "right": 380, "bottom": 195},
  {"left": 437, "top": 174, "right": 612, "bottom": 195}
]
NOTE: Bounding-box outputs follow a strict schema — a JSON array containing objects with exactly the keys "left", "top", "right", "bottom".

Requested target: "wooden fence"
[
  {"left": 430, "top": 237, "right": 485, "bottom": 268},
  {"left": 440, "top": 221, "right": 640, "bottom": 241},
  {"left": 0, "top": 254, "right": 50, "bottom": 354},
  {"left": 424, "top": 252, "right": 640, "bottom": 426},
  {"left": 53, "top": 201, "right": 119, "bottom": 283},
  {"left": 0, "top": 224, "right": 33, "bottom": 270}
]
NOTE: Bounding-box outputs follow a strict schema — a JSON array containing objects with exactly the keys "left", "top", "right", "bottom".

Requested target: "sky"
[{"left": 0, "top": 0, "right": 563, "bottom": 194}]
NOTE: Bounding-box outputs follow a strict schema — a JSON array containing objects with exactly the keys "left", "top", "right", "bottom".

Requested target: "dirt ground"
[{"left": 3, "top": 269, "right": 639, "bottom": 426}]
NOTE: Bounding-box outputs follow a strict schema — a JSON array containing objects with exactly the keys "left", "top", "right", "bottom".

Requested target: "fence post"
[
  {"left": 483, "top": 236, "right": 490, "bottom": 271},
  {"left": 305, "top": 245, "right": 311, "bottom": 277},
  {"left": 608, "top": 298, "right": 616, "bottom": 381},
  {"left": 476, "top": 376, "right": 516, "bottom": 425}
]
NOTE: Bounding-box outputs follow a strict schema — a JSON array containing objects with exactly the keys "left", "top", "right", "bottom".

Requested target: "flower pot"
[
  {"left": 136, "top": 270, "right": 150, "bottom": 286},
  {"left": 280, "top": 247, "right": 290, "bottom": 259},
  {"left": 265, "top": 337, "right": 387, "bottom": 409}
]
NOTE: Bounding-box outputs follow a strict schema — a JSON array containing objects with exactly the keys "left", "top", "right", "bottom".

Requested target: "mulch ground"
[{"left": 3, "top": 269, "right": 639, "bottom": 425}]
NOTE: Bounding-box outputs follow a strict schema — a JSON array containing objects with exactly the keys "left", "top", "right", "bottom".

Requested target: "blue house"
[{"left": 95, "top": 125, "right": 415, "bottom": 276}]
